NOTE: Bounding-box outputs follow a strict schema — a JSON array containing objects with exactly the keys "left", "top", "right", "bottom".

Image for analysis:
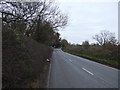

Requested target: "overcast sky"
[{"left": 57, "top": 0, "right": 118, "bottom": 44}]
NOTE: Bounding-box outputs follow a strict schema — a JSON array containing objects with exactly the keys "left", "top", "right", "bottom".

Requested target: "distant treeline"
[{"left": 62, "top": 30, "right": 120, "bottom": 69}]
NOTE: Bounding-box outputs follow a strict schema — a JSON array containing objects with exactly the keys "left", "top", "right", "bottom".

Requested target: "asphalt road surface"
[{"left": 48, "top": 49, "right": 119, "bottom": 88}]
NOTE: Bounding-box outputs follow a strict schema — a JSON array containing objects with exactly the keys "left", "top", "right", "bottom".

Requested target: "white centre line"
[
  {"left": 69, "top": 59, "right": 72, "bottom": 62},
  {"left": 82, "top": 68, "right": 94, "bottom": 75}
]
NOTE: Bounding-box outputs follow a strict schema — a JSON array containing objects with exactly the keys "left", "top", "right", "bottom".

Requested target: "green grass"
[{"left": 63, "top": 49, "right": 119, "bottom": 69}]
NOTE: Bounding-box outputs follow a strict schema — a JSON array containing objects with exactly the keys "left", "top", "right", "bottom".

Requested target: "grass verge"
[
  {"left": 24, "top": 63, "right": 50, "bottom": 88},
  {"left": 63, "top": 49, "right": 120, "bottom": 70}
]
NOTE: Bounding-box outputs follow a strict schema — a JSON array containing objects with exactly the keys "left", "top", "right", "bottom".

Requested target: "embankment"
[{"left": 2, "top": 29, "right": 52, "bottom": 88}]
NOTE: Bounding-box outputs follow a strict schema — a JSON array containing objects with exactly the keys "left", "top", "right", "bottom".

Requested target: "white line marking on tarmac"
[
  {"left": 82, "top": 68, "right": 94, "bottom": 75},
  {"left": 69, "top": 59, "right": 72, "bottom": 62},
  {"left": 47, "top": 63, "right": 51, "bottom": 88}
]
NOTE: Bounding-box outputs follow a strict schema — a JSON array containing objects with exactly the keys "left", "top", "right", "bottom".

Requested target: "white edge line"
[
  {"left": 82, "top": 68, "right": 94, "bottom": 75},
  {"left": 68, "top": 52, "right": 118, "bottom": 71},
  {"left": 47, "top": 63, "right": 51, "bottom": 88}
]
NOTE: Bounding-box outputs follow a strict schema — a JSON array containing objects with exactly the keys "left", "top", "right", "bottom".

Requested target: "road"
[{"left": 48, "top": 49, "right": 119, "bottom": 88}]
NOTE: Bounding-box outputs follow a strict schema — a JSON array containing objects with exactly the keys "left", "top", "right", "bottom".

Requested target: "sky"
[{"left": 57, "top": 0, "right": 119, "bottom": 44}]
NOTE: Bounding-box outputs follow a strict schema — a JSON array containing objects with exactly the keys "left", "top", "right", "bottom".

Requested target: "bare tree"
[
  {"left": 93, "top": 30, "right": 117, "bottom": 46},
  {"left": 0, "top": 0, "right": 68, "bottom": 32},
  {"left": 0, "top": 0, "right": 68, "bottom": 46}
]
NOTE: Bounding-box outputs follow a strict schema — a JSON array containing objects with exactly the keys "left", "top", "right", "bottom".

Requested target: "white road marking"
[
  {"left": 69, "top": 59, "right": 72, "bottom": 62},
  {"left": 82, "top": 68, "right": 94, "bottom": 75},
  {"left": 47, "top": 63, "right": 52, "bottom": 88}
]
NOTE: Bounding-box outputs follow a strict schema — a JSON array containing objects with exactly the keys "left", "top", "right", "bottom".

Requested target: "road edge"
[{"left": 46, "top": 63, "right": 52, "bottom": 88}]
